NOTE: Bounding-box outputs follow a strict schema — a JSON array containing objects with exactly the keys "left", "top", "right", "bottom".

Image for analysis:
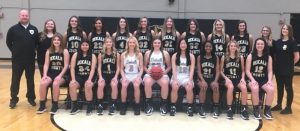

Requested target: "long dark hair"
[
  {"left": 77, "top": 40, "right": 92, "bottom": 60},
  {"left": 186, "top": 18, "right": 200, "bottom": 33},
  {"left": 116, "top": 17, "right": 130, "bottom": 38},
  {"left": 91, "top": 17, "right": 106, "bottom": 33},
  {"left": 149, "top": 38, "right": 165, "bottom": 63},
  {"left": 176, "top": 39, "right": 191, "bottom": 66},
  {"left": 251, "top": 38, "right": 269, "bottom": 60},
  {"left": 67, "top": 16, "right": 83, "bottom": 38},
  {"left": 234, "top": 20, "right": 249, "bottom": 38},
  {"left": 280, "top": 24, "right": 294, "bottom": 40}
]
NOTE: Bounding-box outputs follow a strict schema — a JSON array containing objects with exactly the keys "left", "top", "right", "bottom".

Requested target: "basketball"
[{"left": 150, "top": 66, "right": 163, "bottom": 80}]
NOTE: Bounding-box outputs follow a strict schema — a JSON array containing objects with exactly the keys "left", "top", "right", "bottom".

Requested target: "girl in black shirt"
[
  {"left": 37, "top": 19, "right": 57, "bottom": 76},
  {"left": 271, "top": 24, "right": 300, "bottom": 114},
  {"left": 112, "top": 17, "right": 132, "bottom": 54}
]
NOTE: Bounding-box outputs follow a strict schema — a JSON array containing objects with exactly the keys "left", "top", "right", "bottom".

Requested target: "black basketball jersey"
[
  {"left": 211, "top": 34, "right": 226, "bottom": 58},
  {"left": 48, "top": 52, "right": 64, "bottom": 76},
  {"left": 185, "top": 31, "right": 202, "bottom": 58},
  {"left": 136, "top": 31, "right": 152, "bottom": 54},
  {"left": 250, "top": 55, "right": 268, "bottom": 81},
  {"left": 101, "top": 54, "right": 117, "bottom": 77},
  {"left": 115, "top": 32, "right": 128, "bottom": 54},
  {"left": 90, "top": 31, "right": 106, "bottom": 56},
  {"left": 75, "top": 55, "right": 92, "bottom": 77},
  {"left": 66, "top": 31, "right": 83, "bottom": 57},
  {"left": 200, "top": 55, "right": 217, "bottom": 80},
  {"left": 223, "top": 57, "right": 242, "bottom": 80},
  {"left": 162, "top": 32, "right": 177, "bottom": 56},
  {"left": 235, "top": 34, "right": 250, "bottom": 58}
]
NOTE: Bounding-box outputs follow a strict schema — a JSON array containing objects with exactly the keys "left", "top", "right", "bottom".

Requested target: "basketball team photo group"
[{"left": 2, "top": 5, "right": 300, "bottom": 131}]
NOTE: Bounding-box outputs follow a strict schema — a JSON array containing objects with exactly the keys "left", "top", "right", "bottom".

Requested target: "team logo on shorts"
[{"left": 29, "top": 30, "right": 35, "bottom": 35}]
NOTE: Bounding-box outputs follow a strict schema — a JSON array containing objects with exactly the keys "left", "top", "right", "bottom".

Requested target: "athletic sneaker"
[
  {"left": 198, "top": 106, "right": 206, "bottom": 118},
  {"left": 96, "top": 104, "right": 104, "bottom": 115},
  {"left": 212, "top": 106, "right": 220, "bottom": 118},
  {"left": 271, "top": 104, "right": 282, "bottom": 111},
  {"left": 264, "top": 109, "right": 273, "bottom": 120},
  {"left": 280, "top": 107, "right": 292, "bottom": 114},
  {"left": 253, "top": 108, "right": 262, "bottom": 120},
  {"left": 86, "top": 104, "right": 93, "bottom": 116},
  {"left": 227, "top": 108, "right": 233, "bottom": 120},
  {"left": 160, "top": 104, "right": 168, "bottom": 116},
  {"left": 240, "top": 107, "right": 249, "bottom": 120},
  {"left": 145, "top": 103, "right": 153, "bottom": 116},
  {"left": 133, "top": 104, "right": 140, "bottom": 115},
  {"left": 187, "top": 106, "right": 193, "bottom": 117},
  {"left": 36, "top": 106, "right": 46, "bottom": 114},
  {"left": 108, "top": 104, "right": 115, "bottom": 115},
  {"left": 120, "top": 103, "right": 127, "bottom": 115},
  {"left": 50, "top": 104, "right": 58, "bottom": 115},
  {"left": 170, "top": 106, "right": 176, "bottom": 116},
  {"left": 70, "top": 106, "right": 80, "bottom": 115}
]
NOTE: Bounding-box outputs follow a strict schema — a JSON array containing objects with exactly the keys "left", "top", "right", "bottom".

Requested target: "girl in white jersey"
[
  {"left": 120, "top": 36, "right": 143, "bottom": 115},
  {"left": 170, "top": 39, "right": 195, "bottom": 116},
  {"left": 143, "top": 38, "right": 171, "bottom": 116}
]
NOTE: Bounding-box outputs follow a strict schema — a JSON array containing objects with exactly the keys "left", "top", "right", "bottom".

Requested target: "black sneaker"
[
  {"left": 36, "top": 106, "right": 46, "bottom": 114},
  {"left": 145, "top": 103, "right": 153, "bottom": 116},
  {"left": 50, "top": 105, "right": 58, "bottom": 115},
  {"left": 108, "top": 104, "right": 115, "bottom": 115},
  {"left": 170, "top": 106, "right": 176, "bottom": 116},
  {"left": 160, "top": 104, "right": 168, "bottom": 116},
  {"left": 9, "top": 99, "right": 18, "bottom": 109},
  {"left": 271, "top": 105, "right": 282, "bottom": 111},
  {"left": 280, "top": 107, "right": 292, "bottom": 114},
  {"left": 187, "top": 107, "right": 193, "bottom": 117},
  {"left": 212, "top": 106, "right": 220, "bottom": 118},
  {"left": 70, "top": 106, "right": 80, "bottom": 115},
  {"left": 253, "top": 108, "right": 262, "bottom": 120},
  {"left": 227, "top": 108, "right": 233, "bottom": 120},
  {"left": 120, "top": 103, "right": 127, "bottom": 115},
  {"left": 134, "top": 104, "right": 140, "bottom": 115},
  {"left": 86, "top": 104, "right": 93, "bottom": 116},
  {"left": 240, "top": 107, "right": 249, "bottom": 120},
  {"left": 97, "top": 104, "right": 104, "bottom": 115},
  {"left": 28, "top": 99, "right": 36, "bottom": 106},
  {"left": 264, "top": 109, "right": 273, "bottom": 120},
  {"left": 198, "top": 106, "right": 206, "bottom": 118}
]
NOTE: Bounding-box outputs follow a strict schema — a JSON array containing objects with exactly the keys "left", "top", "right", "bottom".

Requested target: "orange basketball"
[{"left": 150, "top": 66, "right": 163, "bottom": 80}]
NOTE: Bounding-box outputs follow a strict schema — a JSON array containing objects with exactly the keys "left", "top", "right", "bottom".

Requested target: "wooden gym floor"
[{"left": 0, "top": 60, "right": 299, "bottom": 131}]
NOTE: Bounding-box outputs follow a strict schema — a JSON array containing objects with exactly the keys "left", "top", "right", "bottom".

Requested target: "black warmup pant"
[
  {"left": 10, "top": 60, "right": 36, "bottom": 101},
  {"left": 275, "top": 73, "right": 294, "bottom": 108}
]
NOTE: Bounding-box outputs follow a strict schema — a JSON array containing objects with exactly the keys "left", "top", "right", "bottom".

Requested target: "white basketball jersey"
[
  {"left": 124, "top": 54, "right": 139, "bottom": 74},
  {"left": 176, "top": 57, "right": 190, "bottom": 78},
  {"left": 148, "top": 51, "right": 165, "bottom": 71}
]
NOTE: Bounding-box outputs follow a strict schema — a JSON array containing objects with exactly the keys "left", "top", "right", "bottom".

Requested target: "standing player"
[
  {"left": 271, "top": 24, "right": 299, "bottom": 114},
  {"left": 143, "top": 38, "right": 171, "bottom": 116},
  {"left": 220, "top": 41, "right": 249, "bottom": 120},
  {"left": 181, "top": 18, "right": 206, "bottom": 58},
  {"left": 231, "top": 20, "right": 254, "bottom": 58},
  {"left": 97, "top": 37, "right": 120, "bottom": 115},
  {"left": 170, "top": 39, "right": 195, "bottom": 116},
  {"left": 261, "top": 26, "right": 275, "bottom": 58},
  {"left": 158, "top": 17, "right": 181, "bottom": 57},
  {"left": 207, "top": 19, "right": 230, "bottom": 59},
  {"left": 63, "top": 16, "right": 87, "bottom": 57},
  {"left": 69, "top": 41, "right": 97, "bottom": 115},
  {"left": 36, "top": 34, "right": 69, "bottom": 114},
  {"left": 246, "top": 38, "right": 274, "bottom": 120},
  {"left": 88, "top": 17, "right": 110, "bottom": 56},
  {"left": 37, "top": 19, "right": 57, "bottom": 76},
  {"left": 120, "top": 36, "right": 143, "bottom": 115},
  {"left": 197, "top": 42, "right": 220, "bottom": 118},
  {"left": 133, "top": 17, "right": 155, "bottom": 55},
  {"left": 112, "top": 17, "right": 132, "bottom": 54}
]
